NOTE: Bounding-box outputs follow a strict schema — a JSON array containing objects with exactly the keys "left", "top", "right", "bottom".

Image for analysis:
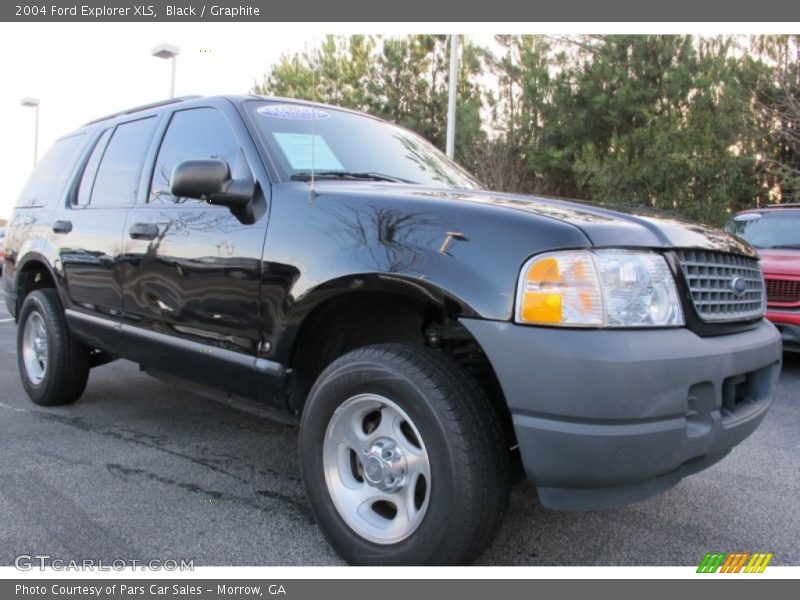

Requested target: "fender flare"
[
  {"left": 12, "top": 252, "right": 64, "bottom": 315},
  {"left": 269, "top": 272, "right": 481, "bottom": 365}
]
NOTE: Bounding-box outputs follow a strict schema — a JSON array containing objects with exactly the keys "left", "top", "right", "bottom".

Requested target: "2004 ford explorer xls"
[{"left": 2, "top": 95, "right": 782, "bottom": 565}]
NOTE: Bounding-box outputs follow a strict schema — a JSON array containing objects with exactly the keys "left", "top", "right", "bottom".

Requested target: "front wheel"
[
  {"left": 299, "top": 343, "right": 510, "bottom": 565},
  {"left": 17, "top": 289, "right": 90, "bottom": 406}
]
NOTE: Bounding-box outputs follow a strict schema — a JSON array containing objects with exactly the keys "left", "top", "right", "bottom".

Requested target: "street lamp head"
[
  {"left": 151, "top": 44, "right": 180, "bottom": 60},
  {"left": 20, "top": 97, "right": 40, "bottom": 108}
]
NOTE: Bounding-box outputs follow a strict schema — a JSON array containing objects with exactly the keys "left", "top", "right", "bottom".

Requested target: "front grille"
[
  {"left": 766, "top": 278, "right": 800, "bottom": 304},
  {"left": 676, "top": 250, "right": 765, "bottom": 322}
]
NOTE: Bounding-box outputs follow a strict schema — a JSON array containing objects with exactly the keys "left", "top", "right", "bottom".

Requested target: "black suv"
[{"left": 2, "top": 95, "right": 782, "bottom": 565}]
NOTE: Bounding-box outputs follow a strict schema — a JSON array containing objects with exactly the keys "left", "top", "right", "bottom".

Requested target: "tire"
[
  {"left": 299, "top": 343, "right": 510, "bottom": 565},
  {"left": 17, "top": 288, "right": 90, "bottom": 406}
]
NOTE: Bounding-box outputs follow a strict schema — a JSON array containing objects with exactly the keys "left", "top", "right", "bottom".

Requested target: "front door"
[{"left": 120, "top": 104, "right": 270, "bottom": 400}]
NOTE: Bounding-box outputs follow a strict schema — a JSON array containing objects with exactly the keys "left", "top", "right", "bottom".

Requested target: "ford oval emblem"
[{"left": 730, "top": 276, "right": 747, "bottom": 297}]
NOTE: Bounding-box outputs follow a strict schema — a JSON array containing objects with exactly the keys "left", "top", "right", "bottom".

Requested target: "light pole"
[
  {"left": 151, "top": 43, "right": 180, "bottom": 98},
  {"left": 20, "top": 97, "right": 40, "bottom": 166},
  {"left": 445, "top": 35, "right": 459, "bottom": 159}
]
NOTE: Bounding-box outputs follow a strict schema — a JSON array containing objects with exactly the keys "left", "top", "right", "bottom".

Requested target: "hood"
[
  {"left": 757, "top": 248, "right": 800, "bottom": 277},
  {"left": 314, "top": 182, "right": 756, "bottom": 257}
]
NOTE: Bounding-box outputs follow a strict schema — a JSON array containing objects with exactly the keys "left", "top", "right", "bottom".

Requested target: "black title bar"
[{"left": 4, "top": 0, "right": 800, "bottom": 22}]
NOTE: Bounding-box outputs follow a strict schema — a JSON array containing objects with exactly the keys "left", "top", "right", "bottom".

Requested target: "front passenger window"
[{"left": 149, "top": 108, "right": 241, "bottom": 205}]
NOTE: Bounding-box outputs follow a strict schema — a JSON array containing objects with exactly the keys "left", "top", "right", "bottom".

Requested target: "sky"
[
  {"left": 4, "top": 22, "right": 787, "bottom": 222},
  {"left": 0, "top": 23, "right": 318, "bottom": 220},
  {"left": 0, "top": 23, "right": 505, "bottom": 221}
]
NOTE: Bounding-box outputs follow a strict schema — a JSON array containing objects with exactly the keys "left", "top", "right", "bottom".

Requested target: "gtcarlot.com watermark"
[{"left": 14, "top": 554, "right": 194, "bottom": 571}]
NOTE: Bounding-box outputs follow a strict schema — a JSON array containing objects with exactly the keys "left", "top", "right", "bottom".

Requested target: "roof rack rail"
[
  {"left": 764, "top": 202, "right": 800, "bottom": 208},
  {"left": 83, "top": 95, "right": 202, "bottom": 126}
]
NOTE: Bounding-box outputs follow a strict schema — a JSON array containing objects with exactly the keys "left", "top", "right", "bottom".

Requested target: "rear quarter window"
[{"left": 15, "top": 133, "right": 86, "bottom": 208}]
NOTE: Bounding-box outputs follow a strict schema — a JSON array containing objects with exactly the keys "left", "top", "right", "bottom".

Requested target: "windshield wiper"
[
  {"left": 766, "top": 244, "right": 800, "bottom": 250},
  {"left": 290, "top": 171, "right": 416, "bottom": 184}
]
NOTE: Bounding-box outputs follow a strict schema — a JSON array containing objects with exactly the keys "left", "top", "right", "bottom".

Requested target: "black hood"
[
  {"left": 405, "top": 186, "right": 755, "bottom": 257},
  {"left": 310, "top": 182, "right": 756, "bottom": 257}
]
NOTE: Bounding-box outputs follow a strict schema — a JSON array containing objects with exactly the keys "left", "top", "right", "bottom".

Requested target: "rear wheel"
[
  {"left": 17, "top": 289, "right": 90, "bottom": 406},
  {"left": 299, "top": 343, "right": 510, "bottom": 565}
]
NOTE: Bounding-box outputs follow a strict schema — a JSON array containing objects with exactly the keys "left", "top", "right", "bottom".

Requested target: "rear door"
[
  {"left": 120, "top": 102, "right": 271, "bottom": 400},
  {"left": 60, "top": 116, "right": 159, "bottom": 349}
]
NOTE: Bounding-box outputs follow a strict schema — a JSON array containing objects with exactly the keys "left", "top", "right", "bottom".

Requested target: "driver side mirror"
[{"left": 170, "top": 155, "right": 255, "bottom": 208}]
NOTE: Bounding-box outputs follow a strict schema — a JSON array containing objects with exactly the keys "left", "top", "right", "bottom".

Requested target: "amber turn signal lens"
[{"left": 516, "top": 251, "right": 604, "bottom": 326}]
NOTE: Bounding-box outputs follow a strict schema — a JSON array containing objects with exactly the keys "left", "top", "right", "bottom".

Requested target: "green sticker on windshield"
[{"left": 272, "top": 133, "right": 344, "bottom": 171}]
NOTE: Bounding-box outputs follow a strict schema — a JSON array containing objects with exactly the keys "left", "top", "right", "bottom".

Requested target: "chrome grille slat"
[{"left": 676, "top": 250, "right": 765, "bottom": 322}]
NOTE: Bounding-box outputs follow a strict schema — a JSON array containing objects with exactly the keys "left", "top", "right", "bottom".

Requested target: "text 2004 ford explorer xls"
[{"left": 2, "top": 96, "right": 782, "bottom": 565}]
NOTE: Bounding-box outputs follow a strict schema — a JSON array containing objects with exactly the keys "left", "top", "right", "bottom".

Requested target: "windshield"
[
  {"left": 245, "top": 100, "right": 482, "bottom": 189},
  {"left": 725, "top": 212, "right": 800, "bottom": 249}
]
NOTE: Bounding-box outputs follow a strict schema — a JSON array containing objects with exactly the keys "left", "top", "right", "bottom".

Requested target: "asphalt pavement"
[{"left": 0, "top": 289, "right": 798, "bottom": 566}]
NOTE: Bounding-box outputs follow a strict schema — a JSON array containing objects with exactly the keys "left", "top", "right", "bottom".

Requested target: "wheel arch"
[
  {"left": 13, "top": 254, "right": 61, "bottom": 318},
  {"left": 277, "top": 274, "right": 517, "bottom": 454}
]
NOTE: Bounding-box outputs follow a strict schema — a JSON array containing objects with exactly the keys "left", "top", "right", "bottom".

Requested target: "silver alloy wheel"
[
  {"left": 323, "top": 393, "right": 431, "bottom": 545},
  {"left": 22, "top": 311, "right": 49, "bottom": 385}
]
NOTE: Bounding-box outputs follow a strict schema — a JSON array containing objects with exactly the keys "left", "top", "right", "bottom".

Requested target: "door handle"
[
  {"left": 52, "top": 220, "right": 72, "bottom": 234},
  {"left": 129, "top": 223, "right": 160, "bottom": 241}
]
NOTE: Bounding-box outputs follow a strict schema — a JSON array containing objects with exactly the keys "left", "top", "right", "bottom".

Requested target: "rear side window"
[
  {"left": 84, "top": 117, "right": 157, "bottom": 208},
  {"left": 75, "top": 129, "right": 112, "bottom": 207},
  {"left": 149, "top": 108, "right": 241, "bottom": 205},
  {"left": 16, "top": 133, "right": 85, "bottom": 208}
]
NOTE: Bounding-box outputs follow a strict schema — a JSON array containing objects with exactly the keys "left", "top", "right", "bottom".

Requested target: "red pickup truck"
[{"left": 726, "top": 205, "right": 800, "bottom": 352}]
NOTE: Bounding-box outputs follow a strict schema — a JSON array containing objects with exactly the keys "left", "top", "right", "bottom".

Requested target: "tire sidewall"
[
  {"left": 300, "top": 358, "right": 467, "bottom": 565},
  {"left": 17, "top": 292, "right": 58, "bottom": 403}
]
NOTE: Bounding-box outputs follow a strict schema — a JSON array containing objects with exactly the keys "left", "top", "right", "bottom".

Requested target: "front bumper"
[
  {"left": 767, "top": 309, "right": 800, "bottom": 352},
  {"left": 461, "top": 318, "right": 782, "bottom": 511}
]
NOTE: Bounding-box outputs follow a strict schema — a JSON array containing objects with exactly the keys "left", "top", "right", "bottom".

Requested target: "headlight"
[{"left": 516, "top": 249, "right": 684, "bottom": 328}]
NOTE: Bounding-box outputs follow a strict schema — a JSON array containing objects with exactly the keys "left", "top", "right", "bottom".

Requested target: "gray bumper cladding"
[{"left": 461, "top": 318, "right": 783, "bottom": 511}]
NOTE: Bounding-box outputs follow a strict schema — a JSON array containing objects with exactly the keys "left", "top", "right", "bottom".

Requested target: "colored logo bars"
[{"left": 697, "top": 552, "right": 773, "bottom": 573}]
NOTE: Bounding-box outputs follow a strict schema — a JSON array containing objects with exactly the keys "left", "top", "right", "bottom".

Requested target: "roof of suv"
[
  {"left": 82, "top": 95, "right": 203, "bottom": 125},
  {"left": 81, "top": 94, "right": 384, "bottom": 128}
]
